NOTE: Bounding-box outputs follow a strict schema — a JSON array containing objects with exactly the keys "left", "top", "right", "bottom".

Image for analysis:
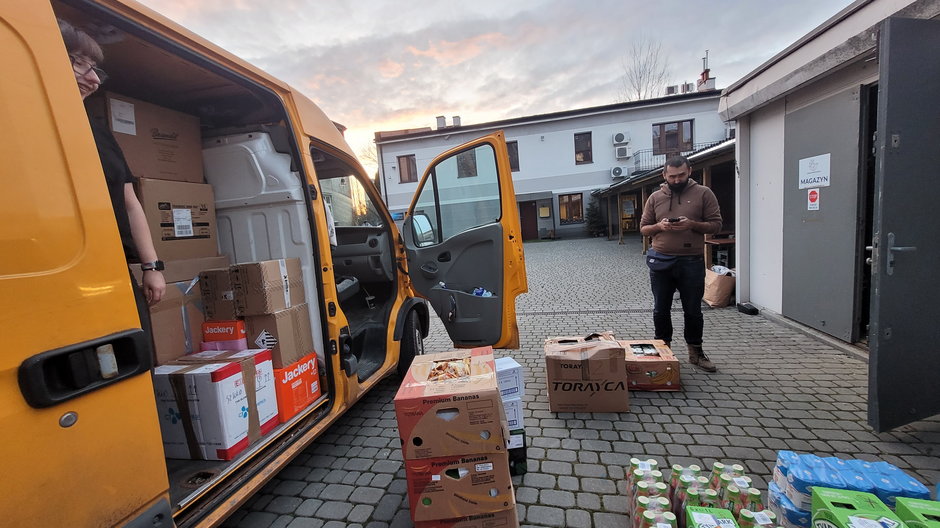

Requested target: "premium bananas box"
[
  {"left": 394, "top": 347, "right": 508, "bottom": 459},
  {"left": 621, "top": 340, "right": 681, "bottom": 391},
  {"left": 405, "top": 451, "right": 515, "bottom": 522}
]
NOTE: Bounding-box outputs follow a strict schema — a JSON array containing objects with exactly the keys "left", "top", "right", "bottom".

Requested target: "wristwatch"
[{"left": 141, "top": 260, "right": 165, "bottom": 272}]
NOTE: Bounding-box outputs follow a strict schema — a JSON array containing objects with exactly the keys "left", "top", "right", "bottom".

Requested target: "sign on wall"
[
  {"left": 807, "top": 188, "right": 820, "bottom": 210},
  {"left": 798, "top": 153, "right": 831, "bottom": 189}
]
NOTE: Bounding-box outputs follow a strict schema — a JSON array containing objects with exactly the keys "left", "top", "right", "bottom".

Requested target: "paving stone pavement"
[{"left": 223, "top": 235, "right": 940, "bottom": 528}]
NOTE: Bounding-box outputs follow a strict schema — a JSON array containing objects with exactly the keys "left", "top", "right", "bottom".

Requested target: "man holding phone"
[{"left": 639, "top": 155, "right": 723, "bottom": 372}]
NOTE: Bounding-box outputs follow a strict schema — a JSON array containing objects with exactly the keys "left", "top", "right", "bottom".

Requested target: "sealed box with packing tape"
[
  {"left": 231, "top": 259, "right": 305, "bottom": 316},
  {"left": 544, "top": 333, "right": 629, "bottom": 413}
]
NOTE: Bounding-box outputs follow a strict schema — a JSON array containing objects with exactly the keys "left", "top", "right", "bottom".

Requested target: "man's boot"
[{"left": 687, "top": 344, "right": 717, "bottom": 372}]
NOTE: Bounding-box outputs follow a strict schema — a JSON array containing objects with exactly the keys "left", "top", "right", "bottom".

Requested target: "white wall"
[
  {"left": 745, "top": 100, "right": 786, "bottom": 313},
  {"left": 378, "top": 96, "right": 726, "bottom": 236}
]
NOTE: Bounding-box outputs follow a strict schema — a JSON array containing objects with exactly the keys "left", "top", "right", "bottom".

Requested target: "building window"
[
  {"left": 652, "top": 120, "right": 693, "bottom": 156},
  {"left": 559, "top": 193, "right": 583, "bottom": 224},
  {"left": 574, "top": 132, "right": 592, "bottom": 164},
  {"left": 456, "top": 150, "right": 477, "bottom": 178},
  {"left": 507, "top": 141, "right": 520, "bottom": 172},
  {"left": 398, "top": 154, "right": 418, "bottom": 183}
]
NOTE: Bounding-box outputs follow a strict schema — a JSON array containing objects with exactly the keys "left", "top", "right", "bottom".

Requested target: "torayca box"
[
  {"left": 414, "top": 504, "right": 519, "bottom": 528},
  {"left": 395, "top": 347, "right": 508, "bottom": 459},
  {"left": 620, "top": 340, "right": 681, "bottom": 391},
  {"left": 231, "top": 258, "right": 305, "bottom": 316},
  {"left": 405, "top": 451, "right": 515, "bottom": 522},
  {"left": 153, "top": 349, "right": 278, "bottom": 461},
  {"left": 544, "top": 334, "right": 629, "bottom": 412}
]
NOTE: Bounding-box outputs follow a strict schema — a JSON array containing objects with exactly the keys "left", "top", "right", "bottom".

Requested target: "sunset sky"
[{"left": 137, "top": 0, "right": 854, "bottom": 174}]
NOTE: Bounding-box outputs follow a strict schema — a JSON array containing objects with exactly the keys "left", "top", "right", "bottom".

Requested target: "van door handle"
[
  {"left": 420, "top": 262, "right": 438, "bottom": 279},
  {"left": 437, "top": 251, "right": 451, "bottom": 263}
]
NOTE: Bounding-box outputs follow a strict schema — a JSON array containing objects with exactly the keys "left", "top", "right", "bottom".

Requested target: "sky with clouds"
[{"left": 137, "top": 0, "right": 854, "bottom": 173}]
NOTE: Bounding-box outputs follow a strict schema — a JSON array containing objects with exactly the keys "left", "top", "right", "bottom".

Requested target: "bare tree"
[
  {"left": 357, "top": 143, "right": 381, "bottom": 187},
  {"left": 618, "top": 37, "right": 671, "bottom": 102}
]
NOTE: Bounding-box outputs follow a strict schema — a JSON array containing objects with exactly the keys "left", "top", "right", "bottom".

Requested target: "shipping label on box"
[
  {"left": 87, "top": 91, "right": 204, "bottom": 183},
  {"left": 245, "top": 303, "right": 313, "bottom": 369},
  {"left": 501, "top": 397, "right": 523, "bottom": 430},
  {"left": 149, "top": 278, "right": 203, "bottom": 365},
  {"left": 137, "top": 178, "right": 218, "bottom": 261},
  {"left": 812, "top": 488, "right": 901, "bottom": 528},
  {"left": 395, "top": 348, "right": 508, "bottom": 459},
  {"left": 621, "top": 340, "right": 681, "bottom": 391},
  {"left": 200, "top": 267, "right": 237, "bottom": 320},
  {"left": 405, "top": 451, "right": 515, "bottom": 522},
  {"left": 494, "top": 356, "right": 525, "bottom": 399},
  {"left": 544, "top": 334, "right": 629, "bottom": 413},
  {"left": 273, "top": 353, "right": 321, "bottom": 423},
  {"left": 895, "top": 497, "right": 940, "bottom": 528},
  {"left": 231, "top": 258, "right": 305, "bottom": 316},
  {"left": 153, "top": 349, "right": 278, "bottom": 460},
  {"left": 414, "top": 505, "right": 519, "bottom": 528}
]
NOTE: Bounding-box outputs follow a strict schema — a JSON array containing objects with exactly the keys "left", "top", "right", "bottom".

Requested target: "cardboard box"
[
  {"left": 131, "top": 254, "right": 229, "bottom": 285},
  {"left": 686, "top": 506, "right": 739, "bottom": 528},
  {"left": 544, "top": 335, "right": 629, "bottom": 413},
  {"left": 395, "top": 347, "right": 508, "bottom": 459},
  {"left": 200, "top": 267, "right": 237, "bottom": 320},
  {"left": 811, "top": 488, "right": 901, "bottom": 528},
  {"left": 148, "top": 278, "right": 203, "bottom": 365},
  {"left": 502, "top": 397, "right": 523, "bottom": 430},
  {"left": 414, "top": 506, "right": 519, "bottom": 528},
  {"left": 153, "top": 349, "right": 278, "bottom": 460},
  {"left": 507, "top": 428, "right": 527, "bottom": 477},
  {"left": 137, "top": 178, "right": 218, "bottom": 261},
  {"left": 273, "top": 353, "right": 321, "bottom": 423},
  {"left": 494, "top": 357, "right": 525, "bottom": 399},
  {"left": 405, "top": 451, "right": 514, "bottom": 522},
  {"left": 621, "top": 340, "right": 681, "bottom": 391},
  {"left": 231, "top": 259, "right": 306, "bottom": 316},
  {"left": 201, "top": 320, "right": 248, "bottom": 351},
  {"left": 895, "top": 497, "right": 940, "bottom": 528},
  {"left": 87, "top": 91, "right": 204, "bottom": 183},
  {"left": 245, "top": 303, "right": 313, "bottom": 369}
]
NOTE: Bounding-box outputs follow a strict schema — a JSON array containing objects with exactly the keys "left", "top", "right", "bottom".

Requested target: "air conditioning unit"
[
  {"left": 680, "top": 82, "right": 695, "bottom": 93},
  {"left": 615, "top": 145, "right": 633, "bottom": 159},
  {"left": 666, "top": 85, "right": 679, "bottom": 95},
  {"left": 610, "top": 166, "right": 630, "bottom": 179},
  {"left": 612, "top": 131, "right": 631, "bottom": 145}
]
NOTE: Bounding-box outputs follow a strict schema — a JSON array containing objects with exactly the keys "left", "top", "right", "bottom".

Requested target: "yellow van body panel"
[{"left": 0, "top": 1, "right": 168, "bottom": 525}]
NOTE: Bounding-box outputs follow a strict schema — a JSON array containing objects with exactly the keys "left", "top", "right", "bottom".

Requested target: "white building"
[
  {"left": 375, "top": 89, "right": 729, "bottom": 240},
  {"left": 721, "top": 0, "right": 940, "bottom": 430}
]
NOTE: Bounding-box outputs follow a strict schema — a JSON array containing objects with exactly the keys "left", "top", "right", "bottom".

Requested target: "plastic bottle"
[{"left": 472, "top": 287, "right": 493, "bottom": 297}]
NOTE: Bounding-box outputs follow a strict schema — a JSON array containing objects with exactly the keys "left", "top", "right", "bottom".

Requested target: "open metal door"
[
  {"left": 868, "top": 17, "right": 940, "bottom": 432},
  {"left": 403, "top": 132, "right": 527, "bottom": 349}
]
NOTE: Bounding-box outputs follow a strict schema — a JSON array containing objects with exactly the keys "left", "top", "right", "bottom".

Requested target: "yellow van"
[{"left": 1, "top": 1, "right": 527, "bottom": 526}]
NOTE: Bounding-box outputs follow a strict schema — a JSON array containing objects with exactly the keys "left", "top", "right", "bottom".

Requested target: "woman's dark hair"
[{"left": 58, "top": 18, "right": 104, "bottom": 64}]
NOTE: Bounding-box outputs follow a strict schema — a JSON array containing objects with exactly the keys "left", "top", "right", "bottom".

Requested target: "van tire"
[{"left": 397, "top": 310, "right": 424, "bottom": 378}]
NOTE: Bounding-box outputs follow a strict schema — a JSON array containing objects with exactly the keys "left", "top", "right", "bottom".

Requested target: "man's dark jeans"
[{"left": 650, "top": 255, "right": 705, "bottom": 346}]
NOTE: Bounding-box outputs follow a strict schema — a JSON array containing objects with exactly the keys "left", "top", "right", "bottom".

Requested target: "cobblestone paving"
[{"left": 224, "top": 236, "right": 940, "bottom": 528}]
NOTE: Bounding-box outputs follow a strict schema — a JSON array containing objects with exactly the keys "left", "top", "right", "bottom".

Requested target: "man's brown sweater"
[{"left": 639, "top": 180, "right": 723, "bottom": 256}]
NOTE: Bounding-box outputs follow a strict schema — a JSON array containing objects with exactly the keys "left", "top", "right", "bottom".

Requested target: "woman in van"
[{"left": 58, "top": 19, "right": 165, "bottom": 327}]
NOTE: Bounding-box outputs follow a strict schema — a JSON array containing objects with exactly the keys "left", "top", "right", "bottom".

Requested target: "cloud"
[{"left": 407, "top": 33, "right": 511, "bottom": 66}]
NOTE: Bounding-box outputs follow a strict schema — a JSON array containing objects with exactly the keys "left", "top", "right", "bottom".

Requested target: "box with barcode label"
[
  {"left": 137, "top": 178, "right": 218, "bottom": 260},
  {"left": 495, "top": 356, "right": 525, "bottom": 399},
  {"left": 686, "top": 506, "right": 739, "bottom": 528},
  {"left": 811, "top": 487, "right": 902, "bottom": 528},
  {"left": 231, "top": 258, "right": 306, "bottom": 316},
  {"left": 404, "top": 451, "right": 514, "bottom": 522}
]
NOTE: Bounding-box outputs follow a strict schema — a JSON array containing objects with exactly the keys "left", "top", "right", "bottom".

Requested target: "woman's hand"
[{"left": 142, "top": 270, "right": 166, "bottom": 305}]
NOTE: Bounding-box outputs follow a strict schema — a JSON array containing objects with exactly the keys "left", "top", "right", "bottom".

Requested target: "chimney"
[
  {"left": 435, "top": 115, "right": 446, "bottom": 129},
  {"left": 452, "top": 116, "right": 461, "bottom": 127},
  {"left": 696, "top": 50, "right": 716, "bottom": 91}
]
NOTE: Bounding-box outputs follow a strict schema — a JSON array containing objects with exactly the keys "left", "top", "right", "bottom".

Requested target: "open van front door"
[{"left": 402, "top": 132, "right": 527, "bottom": 349}]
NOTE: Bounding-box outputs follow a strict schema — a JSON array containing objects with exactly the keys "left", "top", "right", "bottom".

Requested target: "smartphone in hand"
[{"left": 668, "top": 217, "right": 681, "bottom": 222}]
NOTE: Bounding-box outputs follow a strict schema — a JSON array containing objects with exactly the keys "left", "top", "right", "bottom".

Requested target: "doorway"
[
  {"left": 854, "top": 83, "right": 878, "bottom": 345},
  {"left": 519, "top": 201, "right": 539, "bottom": 241}
]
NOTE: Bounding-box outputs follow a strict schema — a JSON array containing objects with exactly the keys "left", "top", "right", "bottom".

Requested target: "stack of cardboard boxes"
[
  {"left": 199, "top": 258, "right": 322, "bottom": 424},
  {"left": 495, "top": 357, "right": 527, "bottom": 476},
  {"left": 395, "top": 348, "right": 518, "bottom": 527}
]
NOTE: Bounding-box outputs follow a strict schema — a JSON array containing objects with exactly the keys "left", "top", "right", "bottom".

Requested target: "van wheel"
[{"left": 397, "top": 310, "right": 424, "bottom": 378}]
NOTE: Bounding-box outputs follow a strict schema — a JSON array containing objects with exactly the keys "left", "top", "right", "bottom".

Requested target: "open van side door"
[
  {"left": 402, "top": 131, "right": 527, "bottom": 349},
  {"left": 1, "top": 2, "right": 170, "bottom": 526}
]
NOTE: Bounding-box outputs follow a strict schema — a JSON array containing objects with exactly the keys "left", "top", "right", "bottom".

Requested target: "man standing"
[{"left": 639, "top": 155, "right": 722, "bottom": 372}]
